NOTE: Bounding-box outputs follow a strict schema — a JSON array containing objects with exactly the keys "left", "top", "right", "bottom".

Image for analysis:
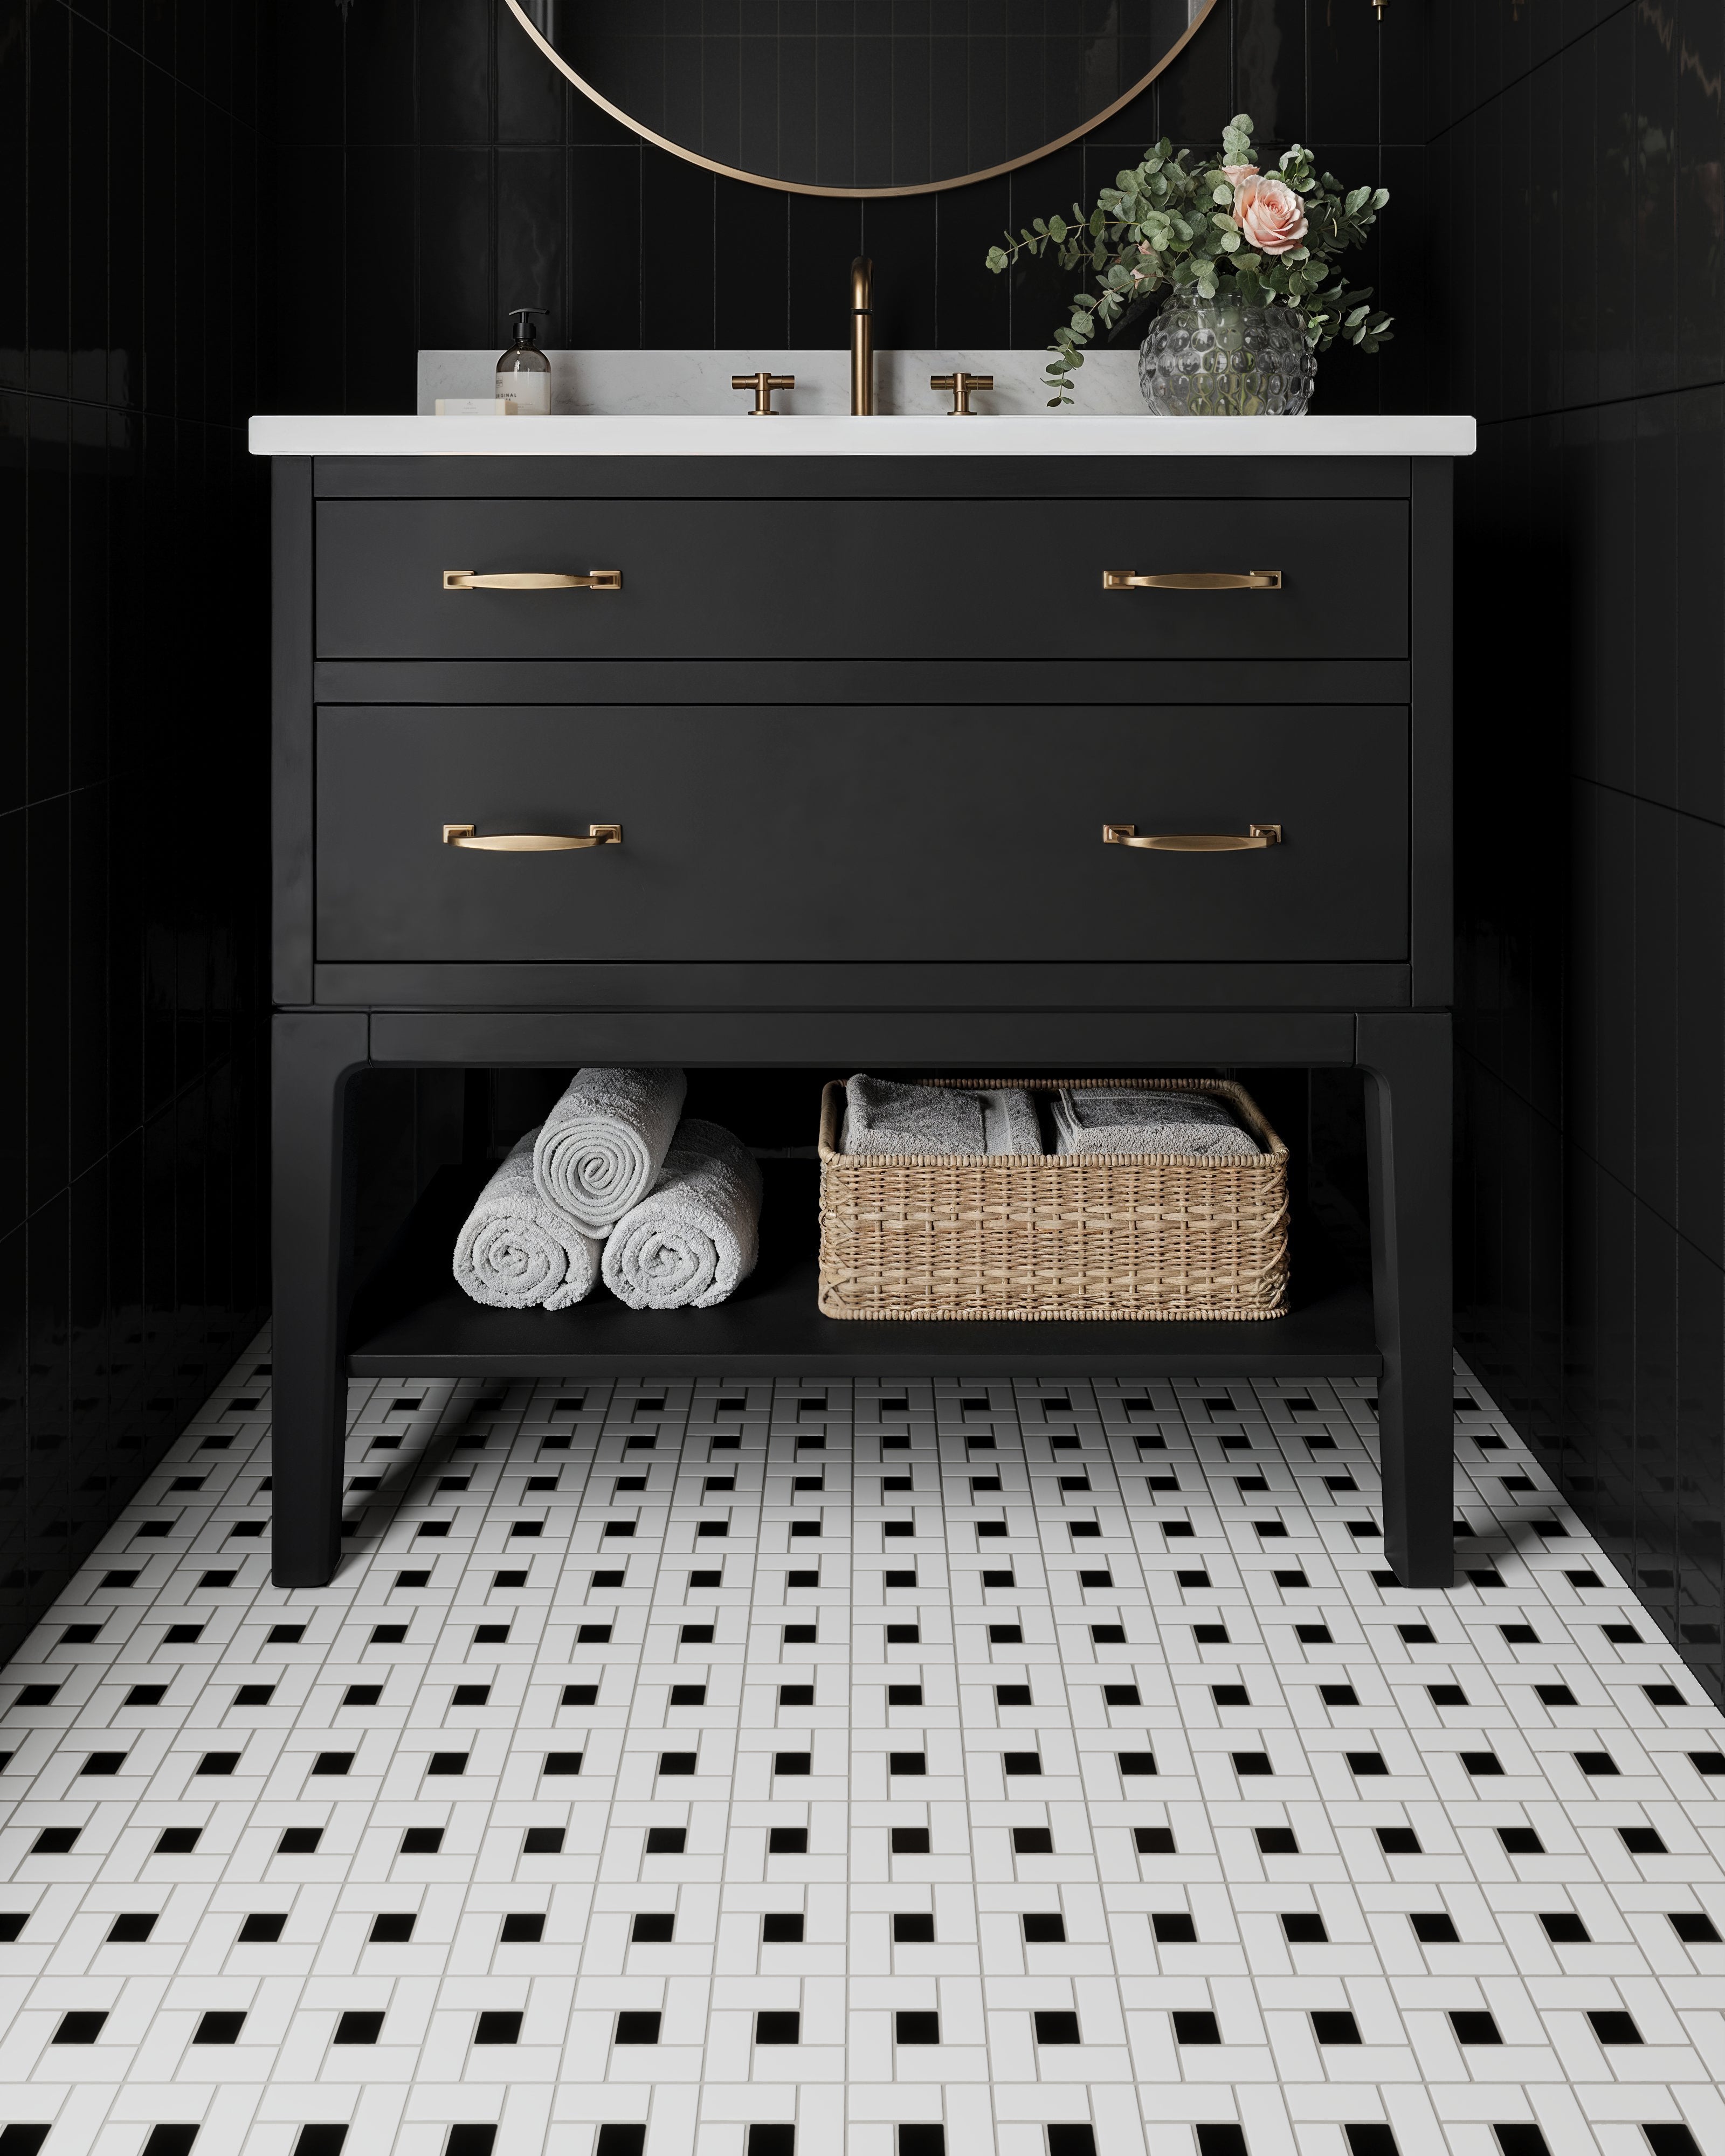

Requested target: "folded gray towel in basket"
[
  {"left": 1051, "top": 1087, "right": 1261, "bottom": 1158},
  {"left": 841, "top": 1074, "right": 1043, "bottom": 1157},
  {"left": 601, "top": 1120, "right": 764, "bottom": 1310},
  {"left": 532, "top": 1066, "right": 687, "bottom": 1234},
  {"left": 452, "top": 1129, "right": 604, "bottom": 1309}
]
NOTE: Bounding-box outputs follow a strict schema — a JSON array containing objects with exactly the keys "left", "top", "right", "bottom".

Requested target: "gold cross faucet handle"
[
  {"left": 931, "top": 370, "right": 995, "bottom": 417},
  {"left": 732, "top": 370, "right": 796, "bottom": 416}
]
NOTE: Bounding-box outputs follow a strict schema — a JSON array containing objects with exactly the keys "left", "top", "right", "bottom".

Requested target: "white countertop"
[{"left": 249, "top": 412, "right": 1475, "bottom": 459}]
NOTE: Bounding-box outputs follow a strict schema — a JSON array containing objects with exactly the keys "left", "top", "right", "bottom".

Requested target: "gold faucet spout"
[{"left": 850, "top": 255, "right": 874, "bottom": 416}]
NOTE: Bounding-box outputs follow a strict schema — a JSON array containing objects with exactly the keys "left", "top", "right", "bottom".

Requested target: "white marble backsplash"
[{"left": 417, "top": 347, "right": 1148, "bottom": 417}]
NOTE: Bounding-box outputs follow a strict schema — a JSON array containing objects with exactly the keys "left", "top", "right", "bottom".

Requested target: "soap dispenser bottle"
[{"left": 495, "top": 307, "right": 551, "bottom": 414}]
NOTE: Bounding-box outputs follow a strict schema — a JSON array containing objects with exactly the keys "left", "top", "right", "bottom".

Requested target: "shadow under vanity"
[{"left": 256, "top": 394, "right": 1472, "bottom": 1597}]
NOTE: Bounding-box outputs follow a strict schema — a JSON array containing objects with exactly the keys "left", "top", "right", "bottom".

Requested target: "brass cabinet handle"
[
  {"left": 443, "top": 569, "right": 623, "bottom": 592},
  {"left": 1103, "top": 823, "right": 1281, "bottom": 851},
  {"left": 443, "top": 823, "right": 622, "bottom": 852},
  {"left": 1102, "top": 569, "right": 1281, "bottom": 591}
]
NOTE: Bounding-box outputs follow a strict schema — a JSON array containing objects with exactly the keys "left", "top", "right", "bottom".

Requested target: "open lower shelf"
[{"left": 347, "top": 1160, "right": 1379, "bottom": 1379}]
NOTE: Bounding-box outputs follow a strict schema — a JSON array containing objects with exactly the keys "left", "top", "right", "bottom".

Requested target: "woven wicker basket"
[{"left": 817, "top": 1076, "right": 1289, "bottom": 1321}]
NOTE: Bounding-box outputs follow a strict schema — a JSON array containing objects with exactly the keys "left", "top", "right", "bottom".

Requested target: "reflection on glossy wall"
[
  {"left": 1442, "top": 2, "right": 1725, "bottom": 1704},
  {"left": 0, "top": 5, "right": 270, "bottom": 1664},
  {"left": 271, "top": 0, "right": 1431, "bottom": 414}
]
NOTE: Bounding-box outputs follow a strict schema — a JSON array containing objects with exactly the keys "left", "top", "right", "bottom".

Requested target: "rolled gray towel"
[
  {"left": 841, "top": 1075, "right": 1043, "bottom": 1157},
  {"left": 1051, "top": 1087, "right": 1261, "bottom": 1158},
  {"left": 602, "top": 1120, "right": 763, "bottom": 1310},
  {"left": 532, "top": 1066, "right": 687, "bottom": 1234},
  {"left": 453, "top": 1130, "right": 604, "bottom": 1309}
]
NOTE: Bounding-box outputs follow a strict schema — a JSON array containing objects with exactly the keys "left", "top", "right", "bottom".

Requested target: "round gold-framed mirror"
[{"left": 503, "top": 0, "right": 1223, "bottom": 199}]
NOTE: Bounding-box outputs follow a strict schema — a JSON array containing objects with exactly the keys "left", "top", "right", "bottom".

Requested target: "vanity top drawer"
[
  {"left": 314, "top": 703, "right": 1408, "bottom": 967},
  {"left": 315, "top": 499, "right": 1409, "bottom": 663}
]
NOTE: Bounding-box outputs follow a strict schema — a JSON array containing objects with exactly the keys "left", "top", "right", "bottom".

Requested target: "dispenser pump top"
[{"left": 506, "top": 306, "right": 544, "bottom": 347}]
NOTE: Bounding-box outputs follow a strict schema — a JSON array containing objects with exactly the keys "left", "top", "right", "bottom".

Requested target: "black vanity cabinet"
[{"left": 270, "top": 450, "right": 1455, "bottom": 1595}]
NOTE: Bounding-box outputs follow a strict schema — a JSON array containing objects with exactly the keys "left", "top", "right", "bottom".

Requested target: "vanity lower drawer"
[
  {"left": 314, "top": 704, "right": 1408, "bottom": 965},
  {"left": 314, "top": 498, "right": 1409, "bottom": 662}
]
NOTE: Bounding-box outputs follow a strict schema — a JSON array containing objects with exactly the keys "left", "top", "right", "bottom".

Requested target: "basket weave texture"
[{"left": 818, "top": 1076, "right": 1289, "bottom": 1321}]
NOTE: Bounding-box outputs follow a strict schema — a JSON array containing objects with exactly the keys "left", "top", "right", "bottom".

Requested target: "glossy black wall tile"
[
  {"left": 1, "top": 4, "right": 270, "bottom": 1667},
  {"left": 270, "top": 0, "right": 1425, "bottom": 418},
  {"left": 1443, "top": 1, "right": 1725, "bottom": 1702}
]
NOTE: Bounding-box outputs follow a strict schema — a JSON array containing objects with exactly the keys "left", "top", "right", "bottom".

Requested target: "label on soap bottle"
[{"left": 495, "top": 369, "right": 551, "bottom": 415}]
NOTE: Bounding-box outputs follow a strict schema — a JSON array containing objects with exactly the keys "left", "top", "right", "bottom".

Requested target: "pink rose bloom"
[
  {"left": 1221, "top": 163, "right": 1259, "bottom": 184},
  {"left": 1232, "top": 174, "right": 1308, "bottom": 254}
]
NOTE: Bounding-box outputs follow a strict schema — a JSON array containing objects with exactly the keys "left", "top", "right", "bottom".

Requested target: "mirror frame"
[{"left": 503, "top": 0, "right": 1223, "bottom": 199}]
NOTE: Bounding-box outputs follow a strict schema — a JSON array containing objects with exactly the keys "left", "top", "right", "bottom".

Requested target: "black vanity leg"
[
  {"left": 1358, "top": 1012, "right": 1454, "bottom": 1588},
  {"left": 271, "top": 1012, "right": 369, "bottom": 1588}
]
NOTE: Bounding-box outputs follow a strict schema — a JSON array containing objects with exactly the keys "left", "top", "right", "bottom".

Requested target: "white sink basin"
[
  {"left": 249, "top": 408, "right": 1477, "bottom": 458},
  {"left": 249, "top": 346, "right": 1474, "bottom": 456},
  {"left": 250, "top": 346, "right": 1473, "bottom": 456}
]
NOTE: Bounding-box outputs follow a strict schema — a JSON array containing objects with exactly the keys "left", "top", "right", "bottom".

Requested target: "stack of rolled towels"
[
  {"left": 453, "top": 1066, "right": 763, "bottom": 1311},
  {"left": 840, "top": 1075, "right": 1261, "bottom": 1158}
]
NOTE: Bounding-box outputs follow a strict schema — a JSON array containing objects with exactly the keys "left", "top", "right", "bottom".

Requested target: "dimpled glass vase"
[{"left": 1137, "top": 289, "right": 1316, "bottom": 416}]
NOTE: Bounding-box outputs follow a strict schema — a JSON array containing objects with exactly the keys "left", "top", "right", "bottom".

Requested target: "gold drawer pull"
[
  {"left": 1104, "top": 823, "right": 1281, "bottom": 852},
  {"left": 1102, "top": 569, "right": 1281, "bottom": 591},
  {"left": 442, "top": 569, "right": 622, "bottom": 592},
  {"left": 443, "top": 823, "right": 622, "bottom": 852}
]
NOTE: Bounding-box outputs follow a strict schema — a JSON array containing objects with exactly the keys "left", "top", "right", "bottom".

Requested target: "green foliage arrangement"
[{"left": 986, "top": 114, "right": 1393, "bottom": 404}]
